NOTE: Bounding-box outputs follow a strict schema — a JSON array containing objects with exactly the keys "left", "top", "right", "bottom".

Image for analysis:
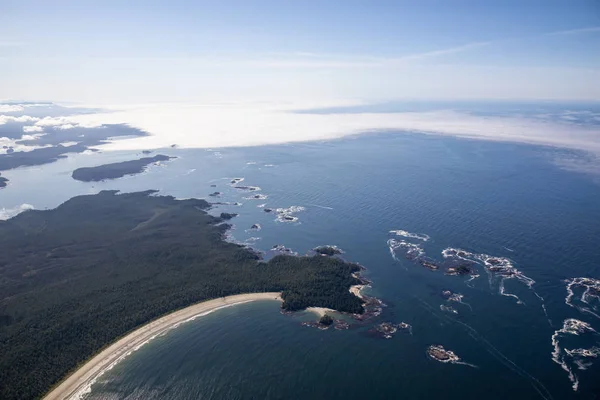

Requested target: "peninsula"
[
  {"left": 71, "top": 154, "right": 174, "bottom": 182},
  {"left": 0, "top": 190, "right": 363, "bottom": 400}
]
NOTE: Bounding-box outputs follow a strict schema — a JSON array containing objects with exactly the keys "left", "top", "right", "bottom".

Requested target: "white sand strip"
[{"left": 44, "top": 292, "right": 282, "bottom": 400}]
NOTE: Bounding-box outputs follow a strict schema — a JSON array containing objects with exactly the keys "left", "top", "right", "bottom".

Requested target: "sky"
[{"left": 1, "top": 0, "right": 600, "bottom": 104}]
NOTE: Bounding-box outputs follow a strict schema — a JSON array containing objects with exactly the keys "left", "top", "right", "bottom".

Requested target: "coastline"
[
  {"left": 306, "top": 307, "right": 336, "bottom": 318},
  {"left": 43, "top": 292, "right": 282, "bottom": 400}
]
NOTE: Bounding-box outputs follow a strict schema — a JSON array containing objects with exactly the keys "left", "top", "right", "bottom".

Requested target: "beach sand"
[
  {"left": 43, "top": 292, "right": 282, "bottom": 400},
  {"left": 306, "top": 307, "right": 336, "bottom": 318},
  {"left": 350, "top": 284, "right": 366, "bottom": 299}
]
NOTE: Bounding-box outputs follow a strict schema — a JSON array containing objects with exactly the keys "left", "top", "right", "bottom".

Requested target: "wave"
[
  {"left": 275, "top": 206, "right": 305, "bottom": 223},
  {"left": 270, "top": 244, "right": 298, "bottom": 256},
  {"left": 308, "top": 203, "right": 334, "bottom": 210},
  {"left": 70, "top": 300, "right": 256, "bottom": 400},
  {"left": 551, "top": 318, "right": 598, "bottom": 391},
  {"left": 565, "top": 278, "right": 600, "bottom": 319},
  {"left": 387, "top": 238, "right": 425, "bottom": 261},
  {"left": 389, "top": 229, "right": 430, "bottom": 241},
  {"left": 442, "top": 248, "right": 539, "bottom": 305},
  {"left": 244, "top": 193, "right": 268, "bottom": 200}
]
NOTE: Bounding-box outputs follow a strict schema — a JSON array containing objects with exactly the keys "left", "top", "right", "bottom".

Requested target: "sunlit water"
[{"left": 2, "top": 132, "right": 600, "bottom": 399}]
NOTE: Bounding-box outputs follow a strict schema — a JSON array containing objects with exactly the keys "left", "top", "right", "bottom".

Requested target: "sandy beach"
[
  {"left": 43, "top": 292, "right": 282, "bottom": 400},
  {"left": 306, "top": 307, "right": 336, "bottom": 317},
  {"left": 350, "top": 284, "right": 366, "bottom": 299}
]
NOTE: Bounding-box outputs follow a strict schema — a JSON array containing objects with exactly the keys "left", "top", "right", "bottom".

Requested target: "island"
[
  {"left": 319, "top": 314, "right": 334, "bottom": 326},
  {"left": 0, "top": 173, "right": 7, "bottom": 188},
  {"left": 0, "top": 190, "right": 364, "bottom": 400},
  {"left": 71, "top": 154, "right": 174, "bottom": 182},
  {"left": 371, "top": 322, "right": 411, "bottom": 339},
  {"left": 314, "top": 245, "right": 343, "bottom": 256},
  {"left": 426, "top": 345, "right": 461, "bottom": 364},
  {"left": 0, "top": 123, "right": 147, "bottom": 173},
  {"left": 446, "top": 262, "right": 476, "bottom": 276}
]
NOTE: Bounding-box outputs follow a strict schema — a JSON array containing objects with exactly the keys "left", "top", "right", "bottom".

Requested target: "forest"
[
  {"left": 0, "top": 190, "right": 363, "bottom": 400},
  {"left": 71, "top": 154, "right": 174, "bottom": 182}
]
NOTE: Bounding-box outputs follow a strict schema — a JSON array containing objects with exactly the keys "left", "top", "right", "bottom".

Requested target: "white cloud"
[
  {"left": 23, "top": 125, "right": 43, "bottom": 133},
  {"left": 0, "top": 204, "right": 35, "bottom": 220},
  {"left": 56, "top": 123, "right": 76, "bottom": 130},
  {"left": 68, "top": 103, "right": 600, "bottom": 155},
  {"left": 0, "top": 115, "right": 39, "bottom": 125},
  {"left": 0, "top": 135, "right": 50, "bottom": 154},
  {"left": 20, "top": 133, "right": 44, "bottom": 141},
  {"left": 34, "top": 116, "right": 72, "bottom": 127},
  {"left": 31, "top": 116, "right": 100, "bottom": 130},
  {"left": 0, "top": 104, "right": 24, "bottom": 112}
]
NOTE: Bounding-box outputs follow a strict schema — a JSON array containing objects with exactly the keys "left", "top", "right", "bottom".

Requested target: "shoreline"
[
  {"left": 43, "top": 292, "right": 282, "bottom": 400},
  {"left": 306, "top": 306, "right": 336, "bottom": 318}
]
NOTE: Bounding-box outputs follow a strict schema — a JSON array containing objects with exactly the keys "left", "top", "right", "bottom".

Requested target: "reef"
[
  {"left": 445, "top": 262, "right": 476, "bottom": 276},
  {"left": 427, "top": 345, "right": 460, "bottom": 363}
]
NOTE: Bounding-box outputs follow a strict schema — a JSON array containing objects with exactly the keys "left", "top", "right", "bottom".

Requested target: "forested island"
[
  {"left": 71, "top": 154, "right": 174, "bottom": 182},
  {"left": 0, "top": 190, "right": 363, "bottom": 400},
  {"left": 0, "top": 124, "right": 146, "bottom": 172}
]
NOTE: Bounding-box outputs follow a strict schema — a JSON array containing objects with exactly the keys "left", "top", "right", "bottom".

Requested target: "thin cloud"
[
  {"left": 245, "top": 41, "right": 491, "bottom": 69},
  {"left": 544, "top": 26, "right": 600, "bottom": 36},
  {"left": 390, "top": 41, "right": 491, "bottom": 62}
]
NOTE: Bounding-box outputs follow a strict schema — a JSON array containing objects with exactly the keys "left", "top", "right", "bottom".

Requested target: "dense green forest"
[
  {"left": 71, "top": 154, "right": 173, "bottom": 182},
  {"left": 0, "top": 191, "right": 363, "bottom": 400}
]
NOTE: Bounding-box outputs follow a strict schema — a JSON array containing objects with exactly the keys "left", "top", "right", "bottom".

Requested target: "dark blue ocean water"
[{"left": 3, "top": 131, "right": 599, "bottom": 399}]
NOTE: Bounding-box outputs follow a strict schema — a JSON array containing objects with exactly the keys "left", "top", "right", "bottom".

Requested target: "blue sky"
[{"left": 1, "top": 0, "right": 599, "bottom": 103}]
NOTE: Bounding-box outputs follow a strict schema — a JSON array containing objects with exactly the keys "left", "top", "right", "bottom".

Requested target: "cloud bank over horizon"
[
  {"left": 59, "top": 101, "right": 600, "bottom": 155},
  {"left": 2, "top": 101, "right": 599, "bottom": 162},
  {"left": 1, "top": 100, "right": 600, "bottom": 180}
]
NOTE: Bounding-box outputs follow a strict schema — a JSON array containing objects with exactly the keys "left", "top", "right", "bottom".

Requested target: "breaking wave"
[
  {"left": 275, "top": 206, "right": 305, "bottom": 223},
  {"left": 551, "top": 318, "right": 599, "bottom": 391},
  {"left": 565, "top": 278, "right": 600, "bottom": 319},
  {"left": 442, "top": 248, "right": 538, "bottom": 306},
  {"left": 389, "top": 229, "right": 430, "bottom": 241}
]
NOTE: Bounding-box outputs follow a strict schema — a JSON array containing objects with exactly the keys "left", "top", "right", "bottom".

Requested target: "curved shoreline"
[{"left": 43, "top": 292, "right": 282, "bottom": 400}]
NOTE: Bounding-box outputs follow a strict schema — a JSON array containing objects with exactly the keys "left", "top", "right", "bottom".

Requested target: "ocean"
[{"left": 2, "top": 130, "right": 600, "bottom": 399}]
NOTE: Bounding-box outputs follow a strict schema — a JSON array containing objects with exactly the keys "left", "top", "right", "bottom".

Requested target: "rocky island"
[
  {"left": 446, "top": 262, "right": 476, "bottom": 276},
  {"left": 0, "top": 173, "right": 7, "bottom": 188},
  {"left": 0, "top": 191, "right": 365, "bottom": 400},
  {"left": 427, "top": 345, "right": 460, "bottom": 363},
  {"left": 72, "top": 154, "right": 175, "bottom": 182},
  {"left": 314, "top": 245, "right": 343, "bottom": 256}
]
